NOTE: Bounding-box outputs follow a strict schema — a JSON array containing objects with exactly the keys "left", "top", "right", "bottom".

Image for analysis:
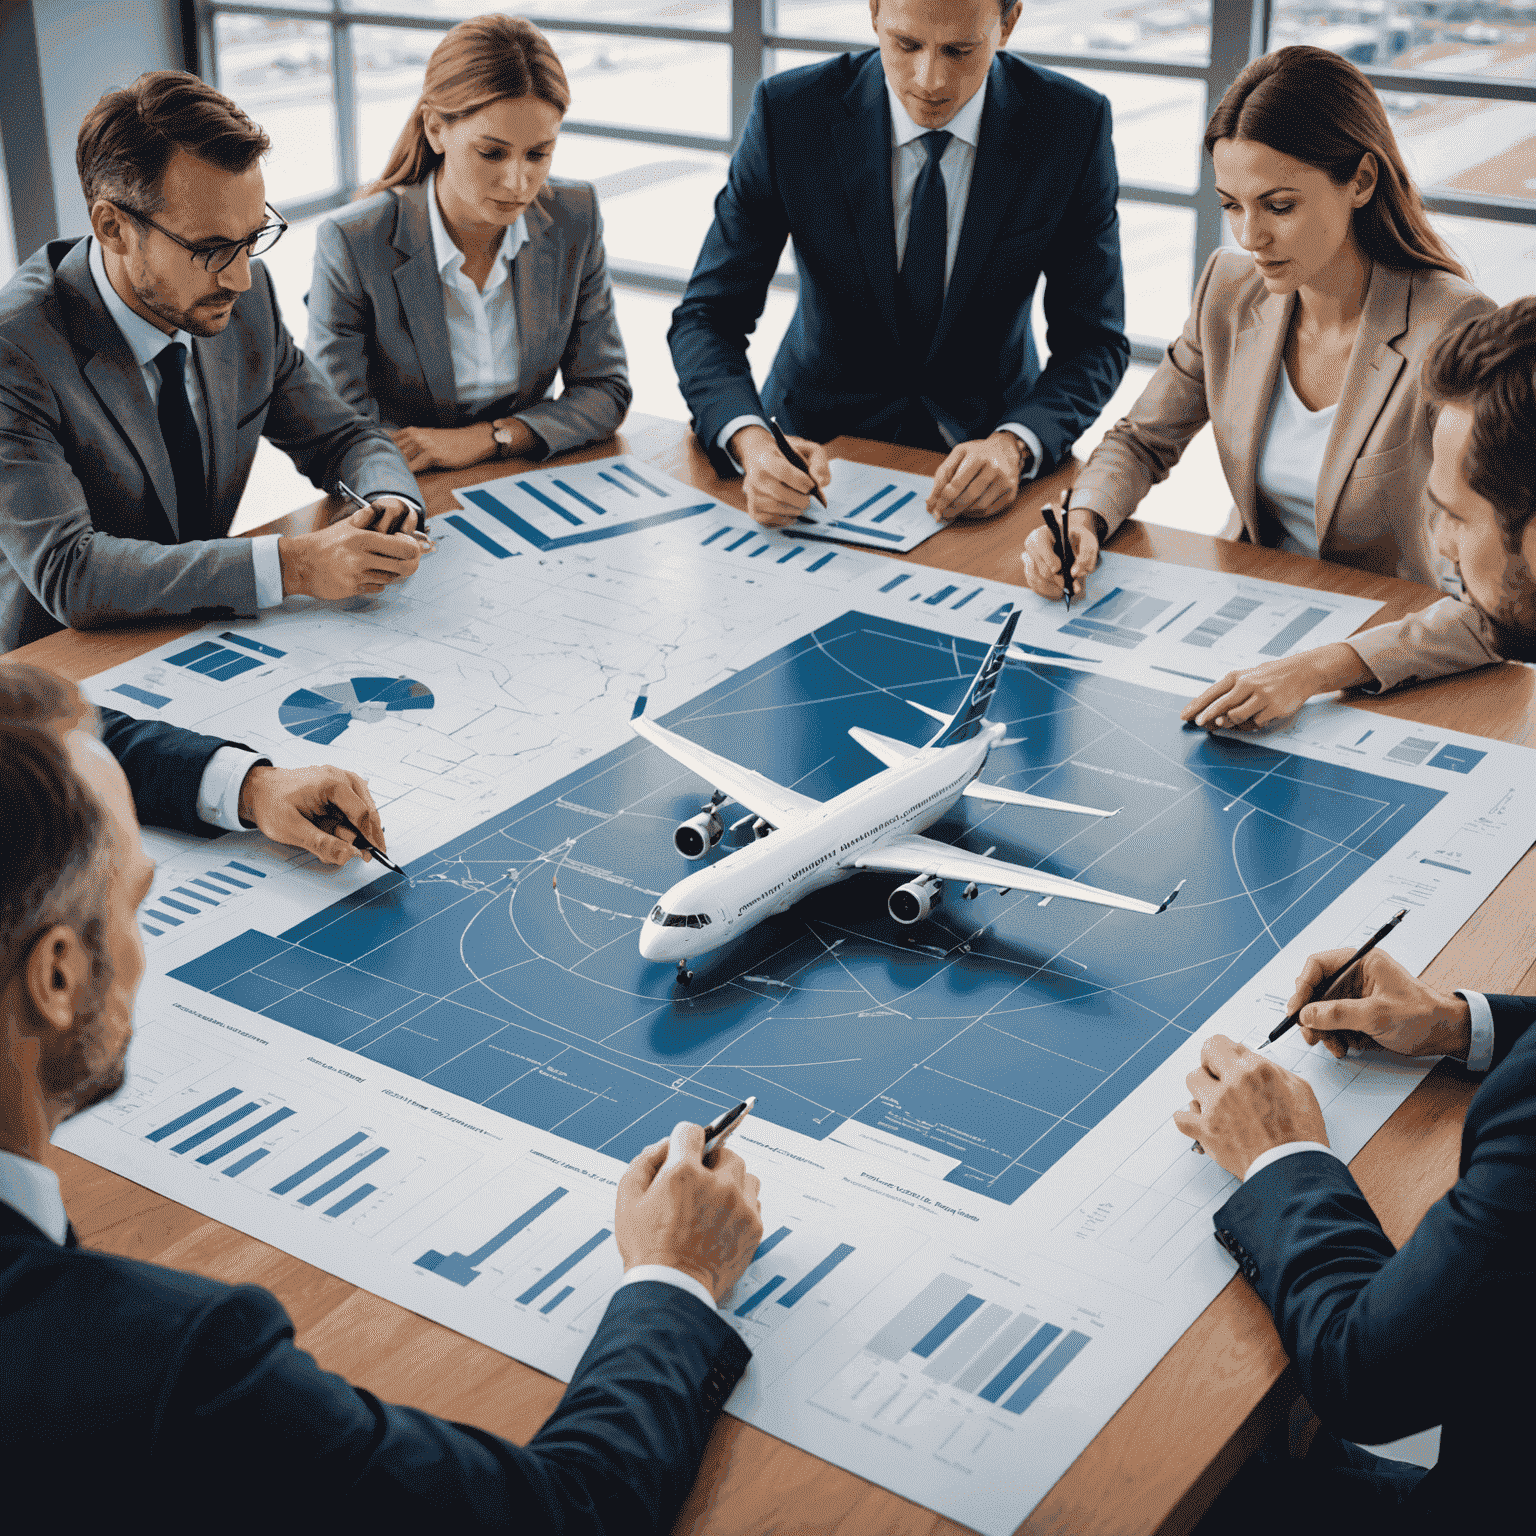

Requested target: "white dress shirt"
[
  {"left": 718, "top": 70, "right": 1043, "bottom": 474},
  {"left": 1243, "top": 990, "right": 1497, "bottom": 1180},
  {"left": 1255, "top": 363, "right": 1337, "bottom": 559},
  {"left": 427, "top": 173, "right": 528, "bottom": 412},
  {"left": 0, "top": 1144, "right": 714, "bottom": 1312},
  {"left": 87, "top": 238, "right": 285, "bottom": 609}
]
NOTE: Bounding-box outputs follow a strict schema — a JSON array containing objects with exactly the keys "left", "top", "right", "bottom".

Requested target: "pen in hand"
[
  {"left": 1263, "top": 908, "right": 1409, "bottom": 1048},
  {"left": 701, "top": 1095, "right": 755, "bottom": 1166},
  {"left": 337, "top": 479, "right": 431, "bottom": 544},
  {"left": 312, "top": 800, "right": 404, "bottom": 875},
  {"left": 767, "top": 417, "right": 828, "bottom": 512},
  {"left": 1041, "top": 500, "right": 1074, "bottom": 612}
]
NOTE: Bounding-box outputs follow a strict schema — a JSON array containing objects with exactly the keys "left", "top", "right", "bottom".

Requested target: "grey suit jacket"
[
  {"left": 306, "top": 178, "right": 630, "bottom": 456},
  {"left": 0, "top": 238, "right": 418, "bottom": 653}
]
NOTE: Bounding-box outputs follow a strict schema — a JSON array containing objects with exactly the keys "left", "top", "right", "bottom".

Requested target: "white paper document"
[
  {"left": 63, "top": 510, "right": 1533, "bottom": 1536},
  {"left": 789, "top": 457, "right": 942, "bottom": 553}
]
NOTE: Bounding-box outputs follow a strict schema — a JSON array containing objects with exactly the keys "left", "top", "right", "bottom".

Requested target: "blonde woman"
[{"left": 307, "top": 15, "right": 629, "bottom": 470}]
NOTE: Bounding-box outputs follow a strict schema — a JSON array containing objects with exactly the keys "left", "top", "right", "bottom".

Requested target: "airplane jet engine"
[
  {"left": 888, "top": 875, "right": 943, "bottom": 924},
  {"left": 674, "top": 808, "right": 724, "bottom": 859}
]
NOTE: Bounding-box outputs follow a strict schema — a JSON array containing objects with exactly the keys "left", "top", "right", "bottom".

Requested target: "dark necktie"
[
  {"left": 154, "top": 342, "right": 210, "bottom": 542},
  {"left": 898, "top": 130, "right": 953, "bottom": 360}
]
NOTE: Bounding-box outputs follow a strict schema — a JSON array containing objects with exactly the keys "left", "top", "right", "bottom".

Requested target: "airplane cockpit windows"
[{"left": 649, "top": 907, "right": 713, "bottom": 929}]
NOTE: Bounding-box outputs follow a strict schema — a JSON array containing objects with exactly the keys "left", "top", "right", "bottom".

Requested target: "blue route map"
[{"left": 172, "top": 611, "right": 1443, "bottom": 1203}]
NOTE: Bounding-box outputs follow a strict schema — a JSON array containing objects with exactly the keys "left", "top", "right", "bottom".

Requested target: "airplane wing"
[
  {"left": 853, "top": 833, "right": 1180, "bottom": 915},
  {"left": 848, "top": 726, "right": 920, "bottom": 768},
  {"left": 630, "top": 697, "right": 822, "bottom": 827},
  {"left": 962, "top": 781, "right": 1118, "bottom": 818}
]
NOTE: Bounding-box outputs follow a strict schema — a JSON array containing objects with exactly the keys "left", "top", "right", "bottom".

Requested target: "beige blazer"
[{"left": 1071, "top": 249, "right": 1502, "bottom": 688}]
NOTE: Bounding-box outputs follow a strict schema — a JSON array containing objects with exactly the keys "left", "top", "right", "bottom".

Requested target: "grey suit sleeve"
[
  {"left": 256, "top": 265, "right": 419, "bottom": 505},
  {"left": 514, "top": 193, "right": 632, "bottom": 457},
  {"left": 0, "top": 335, "right": 260, "bottom": 631},
  {"left": 305, "top": 216, "right": 385, "bottom": 428}
]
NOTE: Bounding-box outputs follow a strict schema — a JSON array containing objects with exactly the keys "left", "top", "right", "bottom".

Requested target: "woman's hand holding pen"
[
  {"left": 238, "top": 763, "right": 387, "bottom": 867},
  {"left": 1181, "top": 645, "right": 1375, "bottom": 732},
  {"left": 732, "top": 425, "right": 831, "bottom": 528},
  {"left": 1021, "top": 506, "right": 1103, "bottom": 598},
  {"left": 1288, "top": 948, "right": 1472, "bottom": 1061}
]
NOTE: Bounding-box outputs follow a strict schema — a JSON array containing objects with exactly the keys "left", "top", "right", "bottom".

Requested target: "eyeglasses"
[{"left": 114, "top": 201, "right": 288, "bottom": 273}]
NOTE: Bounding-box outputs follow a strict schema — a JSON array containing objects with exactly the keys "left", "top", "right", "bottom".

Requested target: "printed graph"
[{"left": 278, "top": 676, "right": 435, "bottom": 746}]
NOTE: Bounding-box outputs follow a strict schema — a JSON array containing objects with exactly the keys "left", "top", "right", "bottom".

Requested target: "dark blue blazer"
[
  {"left": 1214, "top": 996, "right": 1536, "bottom": 1531},
  {"left": 0, "top": 1209, "right": 749, "bottom": 1532},
  {"left": 668, "top": 50, "right": 1129, "bottom": 476},
  {"left": 99, "top": 706, "right": 237, "bottom": 838}
]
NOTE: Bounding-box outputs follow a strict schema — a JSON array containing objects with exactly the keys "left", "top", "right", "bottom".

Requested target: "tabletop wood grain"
[{"left": 15, "top": 414, "right": 1531, "bottom": 1535}]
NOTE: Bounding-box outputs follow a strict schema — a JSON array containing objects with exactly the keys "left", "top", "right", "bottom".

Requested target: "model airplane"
[{"left": 631, "top": 608, "right": 1182, "bottom": 981}]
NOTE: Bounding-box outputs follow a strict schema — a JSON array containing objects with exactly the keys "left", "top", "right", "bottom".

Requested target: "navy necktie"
[
  {"left": 154, "top": 342, "right": 209, "bottom": 542},
  {"left": 898, "top": 130, "right": 953, "bottom": 360}
]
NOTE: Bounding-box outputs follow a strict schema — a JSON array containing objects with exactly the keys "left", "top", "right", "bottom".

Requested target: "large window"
[{"left": 197, "top": 1, "right": 1535, "bottom": 354}]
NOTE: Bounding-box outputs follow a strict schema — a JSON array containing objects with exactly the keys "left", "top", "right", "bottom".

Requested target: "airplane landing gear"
[{"left": 676, "top": 960, "right": 694, "bottom": 985}]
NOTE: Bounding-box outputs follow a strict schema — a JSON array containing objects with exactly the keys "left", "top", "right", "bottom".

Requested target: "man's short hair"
[
  {"left": 1427, "top": 296, "right": 1536, "bottom": 551},
  {"left": 76, "top": 70, "right": 269, "bottom": 217},
  {"left": 0, "top": 721, "right": 109, "bottom": 992}
]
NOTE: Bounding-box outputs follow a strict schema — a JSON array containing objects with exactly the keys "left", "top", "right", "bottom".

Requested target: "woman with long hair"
[
  {"left": 307, "top": 15, "right": 629, "bottom": 471},
  {"left": 1020, "top": 46, "right": 1496, "bottom": 722}
]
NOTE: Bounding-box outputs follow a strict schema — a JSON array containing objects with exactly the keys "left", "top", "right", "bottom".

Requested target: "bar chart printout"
[
  {"left": 145, "top": 1086, "right": 295, "bottom": 1171},
  {"left": 416, "top": 1186, "right": 569, "bottom": 1288},
  {"left": 731, "top": 1235, "right": 855, "bottom": 1323},
  {"left": 824, "top": 1273, "right": 1095, "bottom": 1421}
]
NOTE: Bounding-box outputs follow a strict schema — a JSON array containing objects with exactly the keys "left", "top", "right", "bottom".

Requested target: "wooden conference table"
[{"left": 16, "top": 413, "right": 1536, "bottom": 1535}]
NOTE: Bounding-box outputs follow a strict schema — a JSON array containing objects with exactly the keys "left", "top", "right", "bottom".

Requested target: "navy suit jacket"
[
  {"left": 668, "top": 50, "right": 1128, "bottom": 476},
  {"left": 0, "top": 1208, "right": 750, "bottom": 1532},
  {"left": 1214, "top": 996, "right": 1536, "bottom": 1531},
  {"left": 98, "top": 706, "right": 237, "bottom": 838}
]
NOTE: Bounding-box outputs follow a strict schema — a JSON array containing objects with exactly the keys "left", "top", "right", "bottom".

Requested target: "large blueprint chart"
[{"left": 61, "top": 503, "right": 1536, "bottom": 1535}]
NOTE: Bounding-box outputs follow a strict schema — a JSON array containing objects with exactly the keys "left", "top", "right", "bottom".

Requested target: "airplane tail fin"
[{"left": 926, "top": 608, "right": 1020, "bottom": 747}]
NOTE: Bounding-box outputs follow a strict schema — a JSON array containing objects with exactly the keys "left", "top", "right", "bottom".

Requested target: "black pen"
[
  {"left": 1263, "top": 909, "right": 1408, "bottom": 1047},
  {"left": 316, "top": 801, "right": 404, "bottom": 875},
  {"left": 337, "top": 479, "right": 430, "bottom": 544},
  {"left": 702, "top": 1095, "right": 755, "bottom": 1165},
  {"left": 1041, "top": 498, "right": 1074, "bottom": 612},
  {"left": 767, "top": 416, "right": 828, "bottom": 511}
]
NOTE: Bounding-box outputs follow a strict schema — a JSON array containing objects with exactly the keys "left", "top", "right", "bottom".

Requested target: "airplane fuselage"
[{"left": 638, "top": 727, "right": 1000, "bottom": 963}]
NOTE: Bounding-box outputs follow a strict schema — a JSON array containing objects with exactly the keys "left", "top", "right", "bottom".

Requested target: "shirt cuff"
[
  {"left": 618, "top": 1264, "right": 718, "bottom": 1313},
  {"left": 1456, "top": 990, "right": 1495, "bottom": 1074},
  {"left": 995, "top": 423, "right": 1044, "bottom": 481},
  {"left": 717, "top": 414, "right": 770, "bottom": 476},
  {"left": 251, "top": 534, "right": 284, "bottom": 609},
  {"left": 1243, "top": 1140, "right": 1340, "bottom": 1183},
  {"left": 196, "top": 746, "right": 271, "bottom": 832}
]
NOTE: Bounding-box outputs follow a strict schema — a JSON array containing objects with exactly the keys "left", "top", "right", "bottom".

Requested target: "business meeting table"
[{"left": 14, "top": 413, "right": 1536, "bottom": 1535}]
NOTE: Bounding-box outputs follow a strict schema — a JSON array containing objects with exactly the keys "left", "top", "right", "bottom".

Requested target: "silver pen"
[
  {"left": 701, "top": 1095, "right": 756, "bottom": 1165},
  {"left": 337, "top": 479, "right": 430, "bottom": 544}
]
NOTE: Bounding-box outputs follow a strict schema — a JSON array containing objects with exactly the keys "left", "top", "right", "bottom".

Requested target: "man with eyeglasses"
[{"left": 0, "top": 72, "right": 427, "bottom": 653}]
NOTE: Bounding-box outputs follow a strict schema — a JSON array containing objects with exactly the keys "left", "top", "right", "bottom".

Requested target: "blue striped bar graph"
[
  {"left": 844, "top": 485, "right": 894, "bottom": 518},
  {"left": 446, "top": 514, "right": 513, "bottom": 559},
  {"left": 416, "top": 1186, "right": 569, "bottom": 1285},
  {"left": 172, "top": 1102, "right": 258, "bottom": 1155},
  {"left": 612, "top": 462, "right": 667, "bottom": 496},
  {"left": 198, "top": 870, "right": 248, "bottom": 891},
  {"left": 1001, "top": 1331, "right": 1091, "bottom": 1415},
  {"left": 196, "top": 1106, "right": 295, "bottom": 1165},
  {"left": 298, "top": 1146, "right": 388, "bottom": 1207},
  {"left": 539, "top": 1285, "right": 575, "bottom": 1314},
  {"left": 700, "top": 525, "right": 732, "bottom": 547},
  {"left": 174, "top": 886, "right": 218, "bottom": 907},
  {"left": 143, "top": 909, "right": 181, "bottom": 927},
  {"left": 985, "top": 603, "right": 1014, "bottom": 624},
  {"left": 978, "top": 1323, "right": 1061, "bottom": 1403},
  {"left": 219, "top": 631, "right": 285, "bottom": 658},
  {"left": 272, "top": 1132, "right": 368, "bottom": 1195},
  {"left": 598, "top": 470, "right": 639, "bottom": 497},
  {"left": 189, "top": 878, "right": 232, "bottom": 898},
  {"left": 806, "top": 552, "right": 836, "bottom": 572},
  {"left": 912, "top": 1294, "right": 985, "bottom": 1358},
  {"left": 776, "top": 545, "right": 803, "bottom": 563},
  {"left": 752, "top": 1226, "right": 791, "bottom": 1263},
  {"left": 324, "top": 1183, "right": 376, "bottom": 1219},
  {"left": 147, "top": 1086, "right": 241, "bottom": 1143},
  {"left": 733, "top": 1276, "right": 785, "bottom": 1316},
  {"left": 141, "top": 921, "right": 164, "bottom": 938},
  {"left": 227, "top": 861, "right": 265, "bottom": 879},
  {"left": 552, "top": 479, "right": 607, "bottom": 517},
  {"left": 749, "top": 542, "right": 770, "bottom": 557},
  {"left": 880, "top": 572, "right": 911, "bottom": 593},
  {"left": 160, "top": 896, "right": 200, "bottom": 916},
  {"left": 829, "top": 521, "right": 902, "bottom": 542},
  {"left": 777, "top": 1243, "right": 854, "bottom": 1307},
  {"left": 924, "top": 586, "right": 959, "bottom": 606},
  {"left": 517, "top": 481, "right": 582, "bottom": 526},
  {"left": 871, "top": 490, "right": 916, "bottom": 523},
  {"left": 516, "top": 1228, "right": 611, "bottom": 1305},
  {"left": 224, "top": 1148, "right": 269, "bottom": 1178},
  {"left": 725, "top": 530, "right": 756, "bottom": 552},
  {"left": 111, "top": 683, "right": 170, "bottom": 709}
]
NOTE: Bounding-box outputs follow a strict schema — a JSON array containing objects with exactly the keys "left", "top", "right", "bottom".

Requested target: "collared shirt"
[
  {"left": 427, "top": 173, "right": 528, "bottom": 412},
  {"left": 1243, "top": 989, "right": 1497, "bottom": 1181},
  {"left": 0, "top": 1145, "right": 715, "bottom": 1314},
  {"left": 0, "top": 1148, "right": 69, "bottom": 1245},
  {"left": 718, "top": 67, "right": 1041, "bottom": 473},
  {"left": 87, "top": 237, "right": 286, "bottom": 609}
]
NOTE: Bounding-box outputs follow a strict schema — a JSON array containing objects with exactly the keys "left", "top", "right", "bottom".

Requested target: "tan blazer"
[{"left": 1071, "top": 249, "right": 1502, "bottom": 688}]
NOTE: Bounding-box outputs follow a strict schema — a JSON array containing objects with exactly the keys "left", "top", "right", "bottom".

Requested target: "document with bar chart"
[
  {"left": 791, "top": 458, "right": 942, "bottom": 552},
  {"left": 58, "top": 497, "right": 1536, "bottom": 1535}
]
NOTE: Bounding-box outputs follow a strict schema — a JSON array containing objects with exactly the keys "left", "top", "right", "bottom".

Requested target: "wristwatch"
[{"left": 491, "top": 418, "right": 517, "bottom": 459}]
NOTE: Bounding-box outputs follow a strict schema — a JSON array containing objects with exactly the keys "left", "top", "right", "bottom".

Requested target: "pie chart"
[{"left": 279, "top": 676, "right": 434, "bottom": 746}]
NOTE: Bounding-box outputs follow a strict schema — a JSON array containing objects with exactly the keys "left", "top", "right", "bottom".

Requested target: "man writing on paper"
[
  {"left": 0, "top": 72, "right": 427, "bottom": 653},
  {"left": 1174, "top": 952, "right": 1534, "bottom": 1531},
  {"left": 0, "top": 709, "right": 764, "bottom": 1529},
  {"left": 668, "top": 0, "right": 1128, "bottom": 528},
  {"left": 1184, "top": 297, "right": 1536, "bottom": 732}
]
